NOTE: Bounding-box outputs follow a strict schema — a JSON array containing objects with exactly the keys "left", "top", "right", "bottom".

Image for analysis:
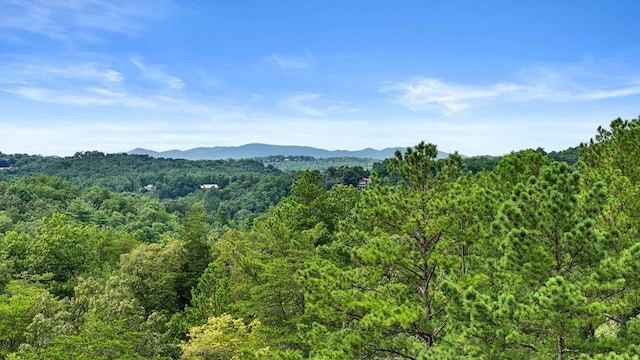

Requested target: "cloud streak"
[
  {"left": 0, "top": 0, "right": 171, "bottom": 42},
  {"left": 281, "top": 93, "right": 344, "bottom": 116},
  {"left": 131, "top": 57, "right": 185, "bottom": 90},
  {"left": 384, "top": 78, "right": 522, "bottom": 114},
  {"left": 0, "top": 59, "right": 242, "bottom": 117},
  {"left": 0, "top": 62, "right": 124, "bottom": 85},
  {"left": 384, "top": 68, "right": 640, "bottom": 115},
  {"left": 3, "top": 85, "right": 244, "bottom": 118}
]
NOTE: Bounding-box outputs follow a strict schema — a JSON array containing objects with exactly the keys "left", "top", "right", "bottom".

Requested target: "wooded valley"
[{"left": 0, "top": 117, "right": 638, "bottom": 359}]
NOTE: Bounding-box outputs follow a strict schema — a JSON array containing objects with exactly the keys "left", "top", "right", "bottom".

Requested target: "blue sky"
[{"left": 1, "top": 0, "right": 639, "bottom": 156}]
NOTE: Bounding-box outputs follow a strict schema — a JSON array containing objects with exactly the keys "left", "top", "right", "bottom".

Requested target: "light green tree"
[
  {"left": 119, "top": 241, "right": 187, "bottom": 314},
  {"left": 14, "top": 275, "right": 178, "bottom": 359},
  {"left": 26, "top": 214, "right": 100, "bottom": 297},
  {"left": 0, "top": 281, "right": 51, "bottom": 357},
  {"left": 180, "top": 314, "right": 268, "bottom": 360}
]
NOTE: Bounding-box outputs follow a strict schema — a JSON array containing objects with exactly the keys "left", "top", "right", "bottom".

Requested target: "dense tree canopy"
[{"left": 1, "top": 117, "right": 640, "bottom": 359}]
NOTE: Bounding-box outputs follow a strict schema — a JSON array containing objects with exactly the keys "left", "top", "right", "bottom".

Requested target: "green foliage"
[
  {"left": 0, "top": 153, "right": 293, "bottom": 229},
  {"left": 180, "top": 262, "right": 230, "bottom": 331},
  {"left": 214, "top": 171, "right": 360, "bottom": 354},
  {"left": 0, "top": 152, "right": 282, "bottom": 196},
  {"left": 0, "top": 175, "right": 79, "bottom": 227},
  {"left": 451, "top": 160, "right": 609, "bottom": 359},
  {"left": 180, "top": 314, "right": 269, "bottom": 360},
  {"left": 581, "top": 117, "right": 640, "bottom": 184},
  {"left": 463, "top": 146, "right": 578, "bottom": 174},
  {"left": 0, "top": 281, "right": 50, "bottom": 357},
  {"left": 2, "top": 120, "right": 640, "bottom": 358},
  {"left": 176, "top": 203, "right": 214, "bottom": 309},
  {"left": 302, "top": 143, "right": 469, "bottom": 358},
  {"left": 389, "top": 141, "right": 440, "bottom": 188},
  {"left": 464, "top": 155, "right": 501, "bottom": 173},
  {"left": 322, "top": 165, "right": 370, "bottom": 188},
  {"left": 578, "top": 116, "right": 640, "bottom": 348},
  {"left": 0, "top": 251, "right": 13, "bottom": 292},
  {"left": 12, "top": 276, "right": 178, "bottom": 359},
  {"left": 218, "top": 206, "right": 322, "bottom": 350},
  {"left": 261, "top": 156, "right": 376, "bottom": 173},
  {"left": 548, "top": 146, "right": 580, "bottom": 165},
  {"left": 27, "top": 215, "right": 100, "bottom": 297},
  {"left": 119, "top": 241, "right": 187, "bottom": 314}
]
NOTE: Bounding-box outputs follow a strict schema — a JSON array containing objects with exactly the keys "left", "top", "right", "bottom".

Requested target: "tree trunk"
[{"left": 557, "top": 335, "right": 565, "bottom": 360}]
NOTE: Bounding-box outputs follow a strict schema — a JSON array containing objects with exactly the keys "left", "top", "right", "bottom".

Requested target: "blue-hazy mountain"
[{"left": 128, "top": 143, "right": 449, "bottom": 160}]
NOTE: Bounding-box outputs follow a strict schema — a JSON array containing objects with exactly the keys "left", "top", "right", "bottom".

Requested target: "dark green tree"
[
  {"left": 450, "top": 161, "right": 608, "bottom": 359},
  {"left": 304, "top": 142, "right": 468, "bottom": 358},
  {"left": 176, "top": 203, "right": 213, "bottom": 309}
]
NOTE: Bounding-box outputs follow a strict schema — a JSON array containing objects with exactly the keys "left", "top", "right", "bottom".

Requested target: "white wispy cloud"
[
  {"left": 131, "top": 57, "right": 185, "bottom": 90},
  {"left": 5, "top": 86, "right": 146, "bottom": 107},
  {"left": 3, "top": 85, "right": 244, "bottom": 117},
  {"left": 0, "top": 0, "right": 171, "bottom": 42},
  {"left": 513, "top": 65, "right": 640, "bottom": 101},
  {"left": 384, "top": 65, "right": 640, "bottom": 115},
  {"left": 0, "top": 62, "right": 124, "bottom": 85},
  {"left": 0, "top": 59, "right": 243, "bottom": 118},
  {"left": 383, "top": 78, "right": 522, "bottom": 114},
  {"left": 281, "top": 93, "right": 344, "bottom": 116},
  {"left": 580, "top": 87, "right": 640, "bottom": 100},
  {"left": 267, "top": 53, "right": 311, "bottom": 69},
  {"left": 2, "top": 86, "right": 246, "bottom": 116}
]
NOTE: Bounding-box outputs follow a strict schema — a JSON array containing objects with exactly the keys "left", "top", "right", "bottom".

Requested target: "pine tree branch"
[{"left": 370, "top": 344, "right": 418, "bottom": 360}]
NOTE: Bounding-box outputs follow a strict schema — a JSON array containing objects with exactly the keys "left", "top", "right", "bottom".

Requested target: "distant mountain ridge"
[{"left": 128, "top": 143, "right": 449, "bottom": 160}]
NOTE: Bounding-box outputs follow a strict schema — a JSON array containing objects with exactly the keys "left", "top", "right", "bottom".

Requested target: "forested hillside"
[
  {"left": 463, "top": 146, "right": 580, "bottom": 173},
  {"left": 0, "top": 153, "right": 292, "bottom": 230},
  {"left": 127, "top": 144, "right": 425, "bottom": 161},
  {"left": 260, "top": 156, "right": 378, "bottom": 172},
  {"left": 1, "top": 117, "right": 639, "bottom": 359}
]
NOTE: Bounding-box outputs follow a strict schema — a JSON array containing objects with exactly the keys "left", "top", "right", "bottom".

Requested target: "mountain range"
[{"left": 128, "top": 143, "right": 449, "bottom": 161}]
